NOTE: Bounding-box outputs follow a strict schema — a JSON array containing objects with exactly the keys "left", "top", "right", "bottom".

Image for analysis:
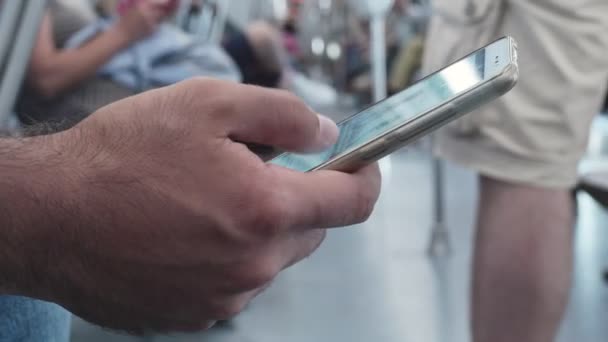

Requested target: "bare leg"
[{"left": 473, "top": 176, "right": 573, "bottom": 342}]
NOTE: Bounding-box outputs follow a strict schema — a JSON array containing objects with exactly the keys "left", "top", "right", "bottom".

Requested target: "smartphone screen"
[{"left": 270, "top": 38, "right": 513, "bottom": 172}]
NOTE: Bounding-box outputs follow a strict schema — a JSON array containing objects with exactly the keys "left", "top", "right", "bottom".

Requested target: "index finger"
[{"left": 173, "top": 79, "right": 339, "bottom": 153}]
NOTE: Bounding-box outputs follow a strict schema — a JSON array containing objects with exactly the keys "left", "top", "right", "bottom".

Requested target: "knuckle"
[
  {"left": 180, "top": 77, "right": 221, "bottom": 97},
  {"left": 178, "top": 78, "right": 236, "bottom": 119},
  {"left": 207, "top": 95, "right": 237, "bottom": 122},
  {"left": 278, "top": 90, "right": 308, "bottom": 112},
  {"left": 267, "top": 91, "right": 316, "bottom": 138},
  {"left": 245, "top": 189, "right": 290, "bottom": 237},
  {"left": 179, "top": 77, "right": 216, "bottom": 98}
]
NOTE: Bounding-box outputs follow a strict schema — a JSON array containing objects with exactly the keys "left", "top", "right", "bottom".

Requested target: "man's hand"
[{"left": 4, "top": 79, "right": 381, "bottom": 334}]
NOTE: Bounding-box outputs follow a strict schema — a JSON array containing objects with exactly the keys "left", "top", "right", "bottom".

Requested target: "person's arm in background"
[{"left": 26, "top": 1, "right": 167, "bottom": 99}]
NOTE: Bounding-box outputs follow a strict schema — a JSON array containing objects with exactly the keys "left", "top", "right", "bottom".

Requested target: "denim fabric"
[{"left": 0, "top": 296, "right": 71, "bottom": 342}]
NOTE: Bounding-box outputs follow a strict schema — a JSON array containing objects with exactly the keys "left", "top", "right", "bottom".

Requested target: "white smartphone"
[{"left": 270, "top": 36, "right": 519, "bottom": 172}]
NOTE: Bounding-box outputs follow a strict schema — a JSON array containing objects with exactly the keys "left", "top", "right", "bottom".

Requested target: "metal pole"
[
  {"left": 209, "top": 0, "right": 230, "bottom": 44},
  {"left": 427, "top": 137, "right": 452, "bottom": 257},
  {"left": 434, "top": 158, "right": 444, "bottom": 223},
  {"left": 0, "top": 1, "right": 25, "bottom": 70},
  {"left": 370, "top": 15, "right": 387, "bottom": 102},
  {"left": 369, "top": 10, "right": 393, "bottom": 175},
  {"left": 0, "top": 0, "right": 47, "bottom": 127}
]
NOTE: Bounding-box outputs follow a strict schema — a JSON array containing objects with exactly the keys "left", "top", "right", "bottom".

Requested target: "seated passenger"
[{"left": 17, "top": 0, "right": 288, "bottom": 130}]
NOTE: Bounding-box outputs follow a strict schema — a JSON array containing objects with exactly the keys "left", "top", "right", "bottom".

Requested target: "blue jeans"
[{"left": 0, "top": 296, "right": 71, "bottom": 342}]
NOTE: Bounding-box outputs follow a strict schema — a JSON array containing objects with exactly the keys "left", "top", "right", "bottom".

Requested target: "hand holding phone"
[{"left": 271, "top": 37, "right": 519, "bottom": 173}]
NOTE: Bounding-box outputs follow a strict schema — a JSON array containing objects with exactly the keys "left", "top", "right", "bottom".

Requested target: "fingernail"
[{"left": 317, "top": 114, "right": 339, "bottom": 149}]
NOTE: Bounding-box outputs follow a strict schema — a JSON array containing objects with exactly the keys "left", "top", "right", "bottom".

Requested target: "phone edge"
[{"left": 316, "top": 40, "right": 520, "bottom": 173}]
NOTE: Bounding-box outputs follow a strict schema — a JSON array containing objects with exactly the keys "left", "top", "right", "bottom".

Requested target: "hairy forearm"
[
  {"left": 0, "top": 134, "right": 77, "bottom": 296},
  {"left": 33, "top": 27, "right": 132, "bottom": 98}
]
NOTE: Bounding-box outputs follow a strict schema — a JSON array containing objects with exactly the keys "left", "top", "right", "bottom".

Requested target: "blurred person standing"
[{"left": 423, "top": 1, "right": 608, "bottom": 341}]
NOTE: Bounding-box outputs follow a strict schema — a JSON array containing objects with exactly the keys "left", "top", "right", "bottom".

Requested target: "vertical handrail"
[
  {"left": 433, "top": 156, "right": 445, "bottom": 224},
  {"left": 0, "top": 1, "right": 25, "bottom": 71},
  {"left": 208, "top": 0, "right": 230, "bottom": 44},
  {"left": 367, "top": 1, "right": 394, "bottom": 178},
  {"left": 428, "top": 140, "right": 452, "bottom": 257},
  {"left": 370, "top": 15, "right": 387, "bottom": 103},
  {"left": 178, "top": 0, "right": 227, "bottom": 44},
  {"left": 0, "top": 0, "right": 47, "bottom": 128},
  {"left": 193, "top": 0, "right": 218, "bottom": 43}
]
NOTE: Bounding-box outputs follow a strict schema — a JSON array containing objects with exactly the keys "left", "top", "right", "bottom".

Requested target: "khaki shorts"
[{"left": 423, "top": 0, "right": 608, "bottom": 188}]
